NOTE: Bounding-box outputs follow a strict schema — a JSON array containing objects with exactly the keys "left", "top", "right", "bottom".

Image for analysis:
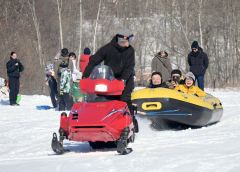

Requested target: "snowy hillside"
[{"left": 0, "top": 90, "right": 240, "bottom": 172}]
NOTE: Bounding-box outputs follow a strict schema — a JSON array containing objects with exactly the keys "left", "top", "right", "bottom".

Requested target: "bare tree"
[
  {"left": 28, "top": 0, "right": 43, "bottom": 67},
  {"left": 56, "top": 0, "right": 63, "bottom": 48},
  {"left": 93, "top": 0, "right": 102, "bottom": 53},
  {"left": 198, "top": 0, "right": 203, "bottom": 48}
]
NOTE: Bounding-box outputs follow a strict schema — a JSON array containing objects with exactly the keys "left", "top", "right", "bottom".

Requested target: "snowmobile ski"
[{"left": 51, "top": 132, "right": 64, "bottom": 155}]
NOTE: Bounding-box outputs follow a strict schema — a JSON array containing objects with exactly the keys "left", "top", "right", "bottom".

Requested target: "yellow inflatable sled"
[{"left": 131, "top": 88, "right": 223, "bottom": 129}]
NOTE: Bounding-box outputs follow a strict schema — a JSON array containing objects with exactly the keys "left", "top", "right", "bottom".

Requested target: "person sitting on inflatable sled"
[{"left": 175, "top": 72, "right": 206, "bottom": 97}]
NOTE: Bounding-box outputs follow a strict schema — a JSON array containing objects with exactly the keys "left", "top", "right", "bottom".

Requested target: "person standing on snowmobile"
[
  {"left": 6, "top": 52, "right": 24, "bottom": 106},
  {"left": 82, "top": 27, "right": 138, "bottom": 132}
]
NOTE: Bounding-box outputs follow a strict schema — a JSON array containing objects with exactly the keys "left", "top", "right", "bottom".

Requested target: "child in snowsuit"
[{"left": 59, "top": 63, "right": 72, "bottom": 111}]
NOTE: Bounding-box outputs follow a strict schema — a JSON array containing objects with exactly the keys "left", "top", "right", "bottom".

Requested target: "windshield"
[{"left": 89, "top": 65, "right": 115, "bottom": 80}]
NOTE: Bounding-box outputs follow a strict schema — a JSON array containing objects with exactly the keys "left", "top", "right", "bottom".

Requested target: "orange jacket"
[{"left": 174, "top": 84, "right": 206, "bottom": 97}]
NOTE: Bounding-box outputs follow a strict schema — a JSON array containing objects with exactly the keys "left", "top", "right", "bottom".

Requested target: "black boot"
[{"left": 129, "top": 104, "right": 139, "bottom": 133}]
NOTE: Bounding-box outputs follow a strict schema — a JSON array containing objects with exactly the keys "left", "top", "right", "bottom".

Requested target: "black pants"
[
  {"left": 9, "top": 77, "right": 19, "bottom": 105},
  {"left": 59, "top": 93, "right": 73, "bottom": 111},
  {"left": 48, "top": 77, "right": 58, "bottom": 108}
]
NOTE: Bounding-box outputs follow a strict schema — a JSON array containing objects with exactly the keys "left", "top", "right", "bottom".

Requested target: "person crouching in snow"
[
  {"left": 59, "top": 63, "right": 72, "bottom": 111},
  {"left": 148, "top": 72, "right": 168, "bottom": 88},
  {"left": 175, "top": 72, "right": 206, "bottom": 97},
  {"left": 69, "top": 52, "right": 83, "bottom": 102}
]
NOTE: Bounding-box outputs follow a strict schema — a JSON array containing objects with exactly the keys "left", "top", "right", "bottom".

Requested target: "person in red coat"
[{"left": 79, "top": 47, "right": 91, "bottom": 73}]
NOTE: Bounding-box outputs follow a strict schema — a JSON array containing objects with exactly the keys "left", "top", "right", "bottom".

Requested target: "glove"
[
  {"left": 60, "top": 90, "right": 64, "bottom": 95},
  {"left": 121, "top": 79, "right": 126, "bottom": 85}
]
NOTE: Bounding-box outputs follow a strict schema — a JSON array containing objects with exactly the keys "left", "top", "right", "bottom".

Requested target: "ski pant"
[
  {"left": 195, "top": 75, "right": 205, "bottom": 90},
  {"left": 8, "top": 77, "right": 19, "bottom": 105},
  {"left": 120, "top": 75, "right": 134, "bottom": 104},
  {"left": 120, "top": 75, "right": 139, "bottom": 132},
  {"left": 48, "top": 77, "right": 58, "bottom": 108},
  {"left": 59, "top": 93, "right": 73, "bottom": 111}
]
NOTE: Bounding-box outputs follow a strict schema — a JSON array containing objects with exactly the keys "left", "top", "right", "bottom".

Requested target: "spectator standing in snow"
[
  {"left": 69, "top": 52, "right": 83, "bottom": 102},
  {"left": 59, "top": 63, "right": 72, "bottom": 111},
  {"left": 187, "top": 41, "right": 209, "bottom": 90},
  {"left": 45, "top": 61, "right": 58, "bottom": 108},
  {"left": 6, "top": 52, "right": 24, "bottom": 106},
  {"left": 82, "top": 27, "right": 138, "bottom": 132},
  {"left": 54, "top": 48, "right": 69, "bottom": 93},
  {"left": 80, "top": 47, "right": 91, "bottom": 73},
  {"left": 151, "top": 51, "right": 172, "bottom": 82}
]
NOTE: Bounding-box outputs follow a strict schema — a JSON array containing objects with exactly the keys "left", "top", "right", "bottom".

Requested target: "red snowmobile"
[{"left": 51, "top": 65, "right": 137, "bottom": 155}]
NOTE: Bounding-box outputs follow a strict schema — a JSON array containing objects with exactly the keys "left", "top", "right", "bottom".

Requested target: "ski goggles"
[{"left": 116, "top": 34, "right": 134, "bottom": 42}]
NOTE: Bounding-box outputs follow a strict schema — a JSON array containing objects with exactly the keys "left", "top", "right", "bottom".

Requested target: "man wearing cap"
[
  {"left": 82, "top": 27, "right": 138, "bottom": 132},
  {"left": 165, "top": 69, "right": 184, "bottom": 89},
  {"left": 187, "top": 41, "right": 209, "bottom": 90}
]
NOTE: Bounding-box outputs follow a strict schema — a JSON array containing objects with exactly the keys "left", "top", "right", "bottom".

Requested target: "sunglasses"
[{"left": 192, "top": 48, "right": 198, "bottom": 51}]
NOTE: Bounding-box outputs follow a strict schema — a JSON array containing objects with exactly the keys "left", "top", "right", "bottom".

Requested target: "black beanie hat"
[
  {"left": 83, "top": 47, "right": 91, "bottom": 55},
  {"left": 191, "top": 41, "right": 199, "bottom": 49},
  {"left": 171, "top": 69, "right": 182, "bottom": 76},
  {"left": 61, "top": 48, "right": 69, "bottom": 57}
]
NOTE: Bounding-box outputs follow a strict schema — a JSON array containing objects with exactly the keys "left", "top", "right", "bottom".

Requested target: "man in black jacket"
[
  {"left": 187, "top": 41, "right": 209, "bottom": 90},
  {"left": 6, "top": 52, "right": 24, "bottom": 105},
  {"left": 83, "top": 28, "right": 138, "bottom": 132},
  {"left": 83, "top": 28, "right": 135, "bottom": 103}
]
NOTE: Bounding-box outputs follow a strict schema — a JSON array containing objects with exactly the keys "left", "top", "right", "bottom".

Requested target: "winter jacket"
[
  {"left": 83, "top": 36, "right": 135, "bottom": 100},
  {"left": 188, "top": 47, "right": 209, "bottom": 76},
  {"left": 60, "top": 68, "right": 72, "bottom": 93},
  {"left": 148, "top": 82, "right": 168, "bottom": 88},
  {"left": 174, "top": 84, "right": 206, "bottom": 97},
  {"left": 80, "top": 54, "right": 90, "bottom": 73},
  {"left": 6, "top": 58, "right": 24, "bottom": 78},
  {"left": 151, "top": 54, "right": 172, "bottom": 82},
  {"left": 165, "top": 78, "right": 185, "bottom": 89},
  {"left": 69, "top": 59, "right": 82, "bottom": 82}
]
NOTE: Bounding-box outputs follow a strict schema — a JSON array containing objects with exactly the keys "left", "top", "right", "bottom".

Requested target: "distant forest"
[{"left": 0, "top": 0, "right": 240, "bottom": 94}]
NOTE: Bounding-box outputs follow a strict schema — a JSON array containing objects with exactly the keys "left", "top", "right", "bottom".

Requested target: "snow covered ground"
[{"left": 0, "top": 90, "right": 240, "bottom": 172}]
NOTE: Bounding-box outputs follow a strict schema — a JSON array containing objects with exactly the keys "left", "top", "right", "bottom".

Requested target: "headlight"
[{"left": 95, "top": 84, "right": 108, "bottom": 92}]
